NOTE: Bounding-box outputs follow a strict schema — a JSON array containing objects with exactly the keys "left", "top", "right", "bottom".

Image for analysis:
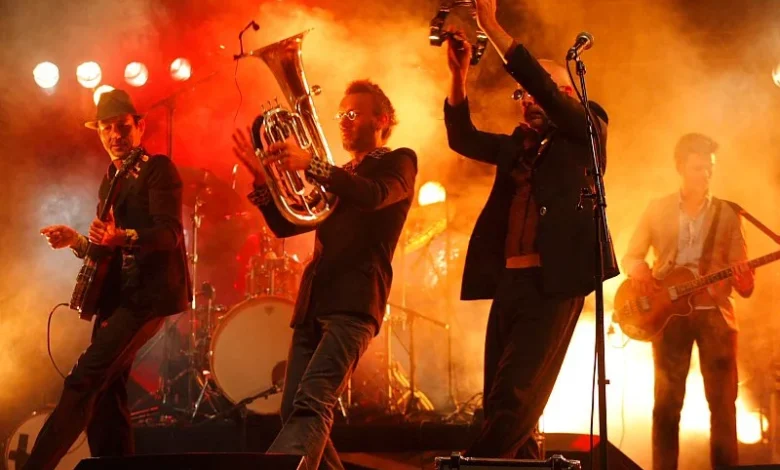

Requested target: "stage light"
[
  {"left": 76, "top": 61, "right": 102, "bottom": 88},
  {"left": 170, "top": 58, "right": 191, "bottom": 81},
  {"left": 418, "top": 181, "right": 447, "bottom": 206},
  {"left": 33, "top": 62, "right": 59, "bottom": 89},
  {"left": 124, "top": 62, "right": 148, "bottom": 87},
  {"left": 736, "top": 409, "right": 768, "bottom": 445},
  {"left": 93, "top": 84, "right": 115, "bottom": 106},
  {"left": 773, "top": 63, "right": 780, "bottom": 88}
]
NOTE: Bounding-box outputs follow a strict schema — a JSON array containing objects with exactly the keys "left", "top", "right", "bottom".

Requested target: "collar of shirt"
[
  {"left": 678, "top": 190, "right": 712, "bottom": 217},
  {"left": 343, "top": 147, "right": 392, "bottom": 174}
]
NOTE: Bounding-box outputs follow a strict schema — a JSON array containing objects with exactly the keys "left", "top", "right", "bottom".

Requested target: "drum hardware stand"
[
  {"left": 129, "top": 310, "right": 192, "bottom": 424},
  {"left": 194, "top": 383, "right": 283, "bottom": 426},
  {"left": 133, "top": 192, "right": 226, "bottom": 423},
  {"left": 387, "top": 302, "right": 444, "bottom": 417}
]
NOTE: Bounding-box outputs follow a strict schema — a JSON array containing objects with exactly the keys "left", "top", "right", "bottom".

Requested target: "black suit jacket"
[
  {"left": 96, "top": 153, "right": 192, "bottom": 316},
  {"left": 254, "top": 148, "right": 417, "bottom": 332},
  {"left": 444, "top": 44, "right": 618, "bottom": 300}
]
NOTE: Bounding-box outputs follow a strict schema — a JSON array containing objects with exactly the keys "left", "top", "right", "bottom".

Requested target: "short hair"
[
  {"left": 674, "top": 133, "right": 718, "bottom": 167},
  {"left": 345, "top": 79, "right": 398, "bottom": 141}
]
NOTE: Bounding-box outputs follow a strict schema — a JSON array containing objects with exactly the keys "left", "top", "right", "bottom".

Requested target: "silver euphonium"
[{"left": 244, "top": 30, "right": 337, "bottom": 226}]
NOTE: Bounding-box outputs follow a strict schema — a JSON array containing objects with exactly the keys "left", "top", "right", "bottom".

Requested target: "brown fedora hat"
[{"left": 84, "top": 89, "right": 144, "bottom": 129}]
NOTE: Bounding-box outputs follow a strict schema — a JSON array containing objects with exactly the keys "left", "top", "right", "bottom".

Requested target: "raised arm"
[
  {"left": 474, "top": 0, "right": 607, "bottom": 165},
  {"left": 307, "top": 148, "right": 417, "bottom": 211},
  {"left": 442, "top": 26, "right": 516, "bottom": 169}
]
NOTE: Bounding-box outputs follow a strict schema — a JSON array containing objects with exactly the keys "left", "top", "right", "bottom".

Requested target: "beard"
[
  {"left": 523, "top": 106, "right": 549, "bottom": 132},
  {"left": 341, "top": 121, "right": 377, "bottom": 153}
]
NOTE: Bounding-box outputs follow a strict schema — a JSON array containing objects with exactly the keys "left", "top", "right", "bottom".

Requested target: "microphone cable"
[{"left": 46, "top": 303, "right": 70, "bottom": 380}]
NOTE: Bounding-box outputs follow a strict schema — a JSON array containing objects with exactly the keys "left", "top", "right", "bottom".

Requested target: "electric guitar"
[
  {"left": 613, "top": 250, "right": 780, "bottom": 342},
  {"left": 69, "top": 148, "right": 143, "bottom": 321}
]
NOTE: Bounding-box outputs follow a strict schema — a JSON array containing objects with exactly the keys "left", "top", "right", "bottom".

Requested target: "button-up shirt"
[{"left": 675, "top": 192, "right": 712, "bottom": 270}]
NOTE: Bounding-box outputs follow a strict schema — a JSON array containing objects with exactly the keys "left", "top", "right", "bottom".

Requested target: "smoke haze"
[{"left": 1, "top": 1, "right": 779, "bottom": 468}]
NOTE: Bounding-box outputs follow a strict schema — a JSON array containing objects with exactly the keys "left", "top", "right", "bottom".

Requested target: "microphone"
[
  {"left": 234, "top": 20, "right": 260, "bottom": 59},
  {"left": 566, "top": 31, "right": 594, "bottom": 60}
]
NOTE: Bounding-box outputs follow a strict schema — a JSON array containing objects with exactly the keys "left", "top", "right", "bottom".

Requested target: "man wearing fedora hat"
[{"left": 30, "top": 89, "right": 192, "bottom": 470}]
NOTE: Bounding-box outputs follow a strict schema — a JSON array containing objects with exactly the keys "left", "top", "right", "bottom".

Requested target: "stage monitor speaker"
[{"left": 73, "top": 452, "right": 303, "bottom": 469}]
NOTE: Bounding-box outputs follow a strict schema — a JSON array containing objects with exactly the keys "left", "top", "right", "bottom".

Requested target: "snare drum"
[
  {"left": 209, "top": 296, "right": 294, "bottom": 414},
  {"left": 4, "top": 410, "right": 89, "bottom": 470}
]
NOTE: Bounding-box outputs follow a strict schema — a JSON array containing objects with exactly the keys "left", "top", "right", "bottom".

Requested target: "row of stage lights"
[{"left": 32, "top": 59, "right": 193, "bottom": 104}]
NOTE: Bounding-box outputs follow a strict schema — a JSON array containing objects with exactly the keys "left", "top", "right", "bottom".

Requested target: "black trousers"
[
  {"left": 466, "top": 268, "right": 584, "bottom": 459},
  {"left": 267, "top": 312, "right": 376, "bottom": 470},
  {"left": 652, "top": 309, "right": 738, "bottom": 470},
  {"left": 22, "top": 306, "right": 164, "bottom": 470}
]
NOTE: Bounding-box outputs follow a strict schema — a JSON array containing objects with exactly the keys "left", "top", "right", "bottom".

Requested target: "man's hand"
[
  {"left": 474, "top": 0, "right": 498, "bottom": 31},
  {"left": 232, "top": 127, "right": 266, "bottom": 185},
  {"left": 473, "top": 0, "right": 514, "bottom": 62},
  {"left": 629, "top": 262, "right": 659, "bottom": 296},
  {"left": 445, "top": 26, "right": 472, "bottom": 83},
  {"left": 40, "top": 225, "right": 79, "bottom": 249},
  {"left": 731, "top": 261, "right": 754, "bottom": 295},
  {"left": 268, "top": 140, "right": 312, "bottom": 172},
  {"left": 88, "top": 211, "right": 124, "bottom": 247}
]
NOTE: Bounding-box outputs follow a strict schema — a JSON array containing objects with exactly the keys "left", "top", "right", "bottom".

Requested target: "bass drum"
[
  {"left": 4, "top": 410, "right": 90, "bottom": 469},
  {"left": 210, "top": 296, "right": 294, "bottom": 414}
]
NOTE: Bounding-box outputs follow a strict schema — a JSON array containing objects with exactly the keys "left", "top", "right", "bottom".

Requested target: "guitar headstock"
[{"left": 117, "top": 148, "right": 144, "bottom": 177}]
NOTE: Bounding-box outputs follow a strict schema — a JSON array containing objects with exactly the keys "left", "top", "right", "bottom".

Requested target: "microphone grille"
[{"left": 578, "top": 31, "right": 594, "bottom": 50}]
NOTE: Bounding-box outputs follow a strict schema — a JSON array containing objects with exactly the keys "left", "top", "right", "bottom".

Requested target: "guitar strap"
[{"left": 699, "top": 197, "right": 722, "bottom": 276}]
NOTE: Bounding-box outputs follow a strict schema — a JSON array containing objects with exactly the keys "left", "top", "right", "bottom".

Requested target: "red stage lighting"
[
  {"left": 170, "top": 58, "right": 192, "bottom": 81},
  {"left": 124, "top": 62, "right": 149, "bottom": 87}
]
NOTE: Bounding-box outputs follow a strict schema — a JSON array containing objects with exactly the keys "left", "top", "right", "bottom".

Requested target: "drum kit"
[
  {"left": 127, "top": 166, "right": 305, "bottom": 425},
  {"left": 117, "top": 165, "right": 457, "bottom": 427}
]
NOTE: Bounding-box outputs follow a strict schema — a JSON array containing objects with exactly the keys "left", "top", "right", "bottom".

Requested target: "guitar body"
[
  {"left": 68, "top": 148, "right": 143, "bottom": 322},
  {"left": 613, "top": 267, "right": 703, "bottom": 342},
  {"left": 69, "top": 246, "right": 114, "bottom": 321}
]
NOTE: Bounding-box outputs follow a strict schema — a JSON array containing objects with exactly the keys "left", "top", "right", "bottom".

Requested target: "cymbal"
[{"left": 178, "top": 167, "right": 248, "bottom": 219}]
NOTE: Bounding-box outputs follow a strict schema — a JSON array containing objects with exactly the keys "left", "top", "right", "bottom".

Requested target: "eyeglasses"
[
  {"left": 512, "top": 85, "right": 572, "bottom": 101},
  {"left": 334, "top": 110, "right": 359, "bottom": 121},
  {"left": 512, "top": 88, "right": 529, "bottom": 101}
]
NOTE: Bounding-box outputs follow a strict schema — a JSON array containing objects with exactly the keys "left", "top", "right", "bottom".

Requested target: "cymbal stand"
[
  {"left": 161, "top": 191, "right": 224, "bottom": 420},
  {"left": 387, "top": 302, "right": 443, "bottom": 416}
]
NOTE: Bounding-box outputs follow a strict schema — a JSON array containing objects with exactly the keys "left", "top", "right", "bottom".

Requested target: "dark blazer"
[
  {"left": 96, "top": 153, "right": 192, "bottom": 316},
  {"left": 444, "top": 44, "right": 618, "bottom": 301},
  {"left": 254, "top": 148, "right": 417, "bottom": 332}
]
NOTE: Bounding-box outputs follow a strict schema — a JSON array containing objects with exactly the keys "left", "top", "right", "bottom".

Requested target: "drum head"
[
  {"left": 4, "top": 410, "right": 89, "bottom": 470},
  {"left": 210, "top": 296, "right": 294, "bottom": 414}
]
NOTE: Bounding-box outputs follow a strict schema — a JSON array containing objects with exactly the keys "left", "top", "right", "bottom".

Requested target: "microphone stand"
[{"left": 571, "top": 53, "right": 610, "bottom": 470}]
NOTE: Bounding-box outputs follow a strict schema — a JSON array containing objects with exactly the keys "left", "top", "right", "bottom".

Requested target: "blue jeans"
[{"left": 267, "top": 312, "right": 376, "bottom": 470}]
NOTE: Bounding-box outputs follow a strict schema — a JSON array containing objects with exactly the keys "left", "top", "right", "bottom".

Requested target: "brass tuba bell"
[{"left": 241, "top": 30, "right": 338, "bottom": 226}]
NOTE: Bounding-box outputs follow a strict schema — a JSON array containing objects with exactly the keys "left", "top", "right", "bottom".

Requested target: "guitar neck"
[{"left": 676, "top": 250, "right": 780, "bottom": 296}]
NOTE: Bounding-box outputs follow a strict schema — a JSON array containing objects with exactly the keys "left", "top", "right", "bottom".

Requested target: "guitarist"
[
  {"left": 30, "top": 89, "right": 191, "bottom": 470},
  {"left": 621, "top": 132, "right": 754, "bottom": 470}
]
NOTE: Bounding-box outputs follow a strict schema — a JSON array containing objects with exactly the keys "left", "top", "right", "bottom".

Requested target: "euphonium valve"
[{"left": 237, "top": 30, "right": 338, "bottom": 226}]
